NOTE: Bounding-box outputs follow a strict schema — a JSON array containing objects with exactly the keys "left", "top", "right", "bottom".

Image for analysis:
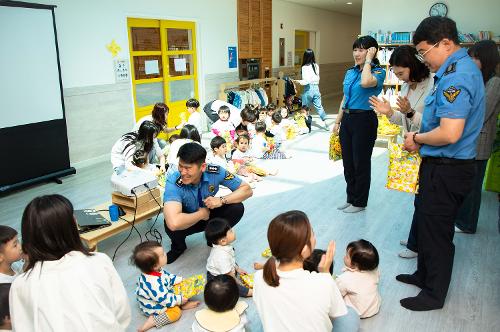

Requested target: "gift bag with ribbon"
[
  {"left": 485, "top": 151, "right": 500, "bottom": 193},
  {"left": 386, "top": 143, "right": 421, "bottom": 194},
  {"left": 173, "top": 274, "right": 206, "bottom": 299},
  {"left": 329, "top": 133, "right": 342, "bottom": 161}
]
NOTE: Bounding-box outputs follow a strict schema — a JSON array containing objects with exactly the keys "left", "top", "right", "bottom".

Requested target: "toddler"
[
  {"left": 0, "top": 226, "right": 23, "bottom": 284},
  {"left": 336, "top": 239, "right": 381, "bottom": 318},
  {"left": 0, "top": 283, "right": 12, "bottom": 331},
  {"left": 252, "top": 121, "right": 290, "bottom": 159},
  {"left": 258, "top": 109, "right": 267, "bottom": 122},
  {"left": 213, "top": 136, "right": 262, "bottom": 182},
  {"left": 192, "top": 275, "right": 248, "bottom": 332},
  {"left": 232, "top": 135, "right": 275, "bottom": 178},
  {"left": 132, "top": 149, "right": 161, "bottom": 175},
  {"left": 269, "top": 112, "right": 286, "bottom": 146},
  {"left": 131, "top": 241, "right": 200, "bottom": 332},
  {"left": 186, "top": 98, "right": 202, "bottom": 135},
  {"left": 294, "top": 105, "right": 312, "bottom": 134},
  {"left": 211, "top": 105, "right": 236, "bottom": 143},
  {"left": 205, "top": 218, "right": 252, "bottom": 297}
]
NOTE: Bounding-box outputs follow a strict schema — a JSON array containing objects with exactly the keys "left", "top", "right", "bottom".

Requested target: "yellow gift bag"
[
  {"left": 261, "top": 247, "right": 272, "bottom": 258},
  {"left": 173, "top": 274, "right": 206, "bottom": 299},
  {"left": 240, "top": 273, "right": 254, "bottom": 289},
  {"left": 329, "top": 133, "right": 342, "bottom": 161},
  {"left": 386, "top": 143, "right": 421, "bottom": 194}
]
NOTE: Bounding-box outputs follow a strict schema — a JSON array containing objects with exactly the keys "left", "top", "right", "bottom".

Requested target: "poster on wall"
[
  {"left": 228, "top": 46, "right": 237, "bottom": 68},
  {"left": 114, "top": 59, "right": 129, "bottom": 82}
]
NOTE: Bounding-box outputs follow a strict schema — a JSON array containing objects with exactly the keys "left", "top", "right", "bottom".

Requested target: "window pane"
[
  {"left": 131, "top": 28, "right": 160, "bottom": 51},
  {"left": 133, "top": 56, "right": 163, "bottom": 80},
  {"left": 169, "top": 79, "right": 194, "bottom": 102},
  {"left": 136, "top": 82, "right": 164, "bottom": 107},
  {"left": 166, "top": 28, "right": 192, "bottom": 51},
  {"left": 168, "top": 54, "right": 193, "bottom": 77}
]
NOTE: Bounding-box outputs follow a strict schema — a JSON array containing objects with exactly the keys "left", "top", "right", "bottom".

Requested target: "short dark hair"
[
  {"left": 468, "top": 40, "right": 499, "bottom": 84},
  {"left": 218, "top": 105, "right": 230, "bottom": 114},
  {"left": 353, "top": 36, "right": 380, "bottom": 65},
  {"left": 179, "top": 124, "right": 201, "bottom": 143},
  {"left": 271, "top": 112, "right": 282, "bottom": 124},
  {"left": 204, "top": 274, "right": 239, "bottom": 312},
  {"left": 413, "top": 16, "right": 459, "bottom": 46},
  {"left": 168, "top": 134, "right": 180, "bottom": 144},
  {"left": 0, "top": 226, "right": 17, "bottom": 252},
  {"left": 186, "top": 98, "right": 200, "bottom": 108},
  {"left": 21, "top": 195, "right": 91, "bottom": 272},
  {"left": 130, "top": 241, "right": 162, "bottom": 273},
  {"left": 235, "top": 134, "right": 250, "bottom": 144},
  {"left": 205, "top": 218, "right": 231, "bottom": 245},
  {"left": 303, "top": 249, "right": 333, "bottom": 274},
  {"left": 267, "top": 103, "right": 276, "bottom": 111},
  {"left": 178, "top": 142, "right": 206, "bottom": 165},
  {"left": 389, "top": 45, "right": 430, "bottom": 82},
  {"left": 132, "top": 149, "right": 148, "bottom": 167},
  {"left": 210, "top": 136, "right": 226, "bottom": 150},
  {"left": 240, "top": 106, "right": 257, "bottom": 123},
  {"left": 255, "top": 121, "right": 266, "bottom": 133},
  {"left": 0, "top": 283, "right": 11, "bottom": 326},
  {"left": 347, "top": 239, "right": 379, "bottom": 271}
]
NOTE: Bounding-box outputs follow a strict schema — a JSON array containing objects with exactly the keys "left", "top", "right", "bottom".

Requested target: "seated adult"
[
  {"left": 203, "top": 100, "right": 242, "bottom": 126},
  {"left": 9, "top": 195, "right": 131, "bottom": 331},
  {"left": 111, "top": 120, "right": 166, "bottom": 174},
  {"left": 163, "top": 142, "right": 253, "bottom": 263}
]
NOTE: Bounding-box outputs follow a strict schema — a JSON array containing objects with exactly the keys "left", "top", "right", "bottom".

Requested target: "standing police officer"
[
  {"left": 163, "top": 142, "right": 253, "bottom": 263},
  {"left": 398, "top": 17, "right": 485, "bottom": 311}
]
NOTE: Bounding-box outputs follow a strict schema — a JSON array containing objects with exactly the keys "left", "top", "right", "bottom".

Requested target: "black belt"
[
  {"left": 343, "top": 109, "right": 372, "bottom": 114},
  {"left": 422, "top": 157, "right": 475, "bottom": 165}
]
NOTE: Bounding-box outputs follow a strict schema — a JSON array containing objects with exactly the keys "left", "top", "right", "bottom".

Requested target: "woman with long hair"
[
  {"left": 9, "top": 195, "right": 131, "bottom": 331},
  {"left": 111, "top": 120, "right": 166, "bottom": 174},
  {"left": 134, "top": 102, "right": 180, "bottom": 150},
  {"left": 295, "top": 49, "right": 329, "bottom": 130},
  {"left": 334, "top": 36, "right": 386, "bottom": 214},
  {"left": 253, "top": 210, "right": 359, "bottom": 332}
]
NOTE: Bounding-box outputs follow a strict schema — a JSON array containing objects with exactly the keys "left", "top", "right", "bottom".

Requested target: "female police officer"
[{"left": 333, "top": 36, "right": 386, "bottom": 213}]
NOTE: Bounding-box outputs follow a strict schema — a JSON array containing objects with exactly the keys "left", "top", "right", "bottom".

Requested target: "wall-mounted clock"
[{"left": 429, "top": 2, "right": 448, "bottom": 17}]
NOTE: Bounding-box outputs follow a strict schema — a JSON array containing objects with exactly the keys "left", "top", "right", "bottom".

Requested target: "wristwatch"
[
  {"left": 220, "top": 196, "right": 227, "bottom": 205},
  {"left": 406, "top": 109, "right": 415, "bottom": 118}
]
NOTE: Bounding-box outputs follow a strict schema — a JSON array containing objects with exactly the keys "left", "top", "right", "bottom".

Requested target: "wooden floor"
[{"left": 1, "top": 117, "right": 499, "bottom": 332}]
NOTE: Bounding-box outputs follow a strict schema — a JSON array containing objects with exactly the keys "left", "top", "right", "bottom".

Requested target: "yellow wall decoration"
[{"left": 106, "top": 39, "right": 121, "bottom": 57}]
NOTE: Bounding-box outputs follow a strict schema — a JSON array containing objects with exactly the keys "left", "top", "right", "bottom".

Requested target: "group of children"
[{"left": 126, "top": 210, "right": 381, "bottom": 332}]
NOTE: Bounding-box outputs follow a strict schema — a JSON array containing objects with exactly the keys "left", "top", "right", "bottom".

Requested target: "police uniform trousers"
[
  {"left": 410, "top": 157, "right": 475, "bottom": 304},
  {"left": 164, "top": 203, "right": 245, "bottom": 253},
  {"left": 339, "top": 110, "right": 378, "bottom": 207}
]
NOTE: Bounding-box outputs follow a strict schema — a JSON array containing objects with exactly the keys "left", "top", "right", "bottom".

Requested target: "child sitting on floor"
[
  {"left": 231, "top": 135, "right": 276, "bottom": 178},
  {"left": 205, "top": 218, "right": 252, "bottom": 298},
  {"left": 192, "top": 274, "right": 248, "bottom": 332},
  {"left": 0, "top": 283, "right": 12, "bottom": 331},
  {"left": 251, "top": 121, "right": 290, "bottom": 159},
  {"left": 269, "top": 112, "right": 286, "bottom": 147},
  {"left": 131, "top": 241, "right": 200, "bottom": 332},
  {"left": 0, "top": 226, "right": 23, "bottom": 284},
  {"left": 211, "top": 105, "right": 236, "bottom": 144},
  {"left": 294, "top": 105, "right": 312, "bottom": 134},
  {"left": 336, "top": 239, "right": 381, "bottom": 319}
]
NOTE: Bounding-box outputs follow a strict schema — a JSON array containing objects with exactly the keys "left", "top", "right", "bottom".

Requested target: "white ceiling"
[{"left": 283, "top": 0, "right": 362, "bottom": 16}]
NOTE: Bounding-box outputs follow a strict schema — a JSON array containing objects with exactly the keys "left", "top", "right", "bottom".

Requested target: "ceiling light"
[{"left": 347, "top": 2, "right": 353, "bottom": 4}]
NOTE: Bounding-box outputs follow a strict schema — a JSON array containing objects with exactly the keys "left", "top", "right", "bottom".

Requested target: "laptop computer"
[{"left": 75, "top": 209, "right": 111, "bottom": 233}]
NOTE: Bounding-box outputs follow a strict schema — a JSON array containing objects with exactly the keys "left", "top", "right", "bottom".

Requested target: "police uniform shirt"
[
  {"left": 163, "top": 165, "right": 242, "bottom": 213},
  {"left": 420, "top": 48, "right": 485, "bottom": 159},
  {"left": 342, "top": 63, "right": 386, "bottom": 110}
]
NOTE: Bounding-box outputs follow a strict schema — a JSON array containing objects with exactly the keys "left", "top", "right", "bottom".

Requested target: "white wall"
[
  {"left": 362, "top": 0, "right": 500, "bottom": 37},
  {"left": 273, "top": 0, "right": 361, "bottom": 66},
  {"left": 26, "top": 0, "right": 238, "bottom": 89}
]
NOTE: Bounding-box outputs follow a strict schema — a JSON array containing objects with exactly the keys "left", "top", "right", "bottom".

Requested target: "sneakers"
[
  {"left": 337, "top": 203, "right": 351, "bottom": 210},
  {"left": 399, "top": 249, "right": 418, "bottom": 259},
  {"left": 321, "top": 119, "right": 330, "bottom": 131},
  {"left": 343, "top": 205, "right": 365, "bottom": 213}
]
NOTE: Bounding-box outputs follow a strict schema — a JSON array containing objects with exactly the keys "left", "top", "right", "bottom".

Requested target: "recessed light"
[{"left": 347, "top": 2, "right": 353, "bottom": 4}]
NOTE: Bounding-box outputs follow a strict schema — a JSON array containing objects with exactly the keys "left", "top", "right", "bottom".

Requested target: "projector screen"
[
  {"left": 0, "top": 6, "right": 64, "bottom": 128},
  {"left": 0, "top": 1, "right": 75, "bottom": 194}
]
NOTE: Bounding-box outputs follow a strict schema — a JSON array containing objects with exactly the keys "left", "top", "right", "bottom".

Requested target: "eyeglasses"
[{"left": 415, "top": 41, "right": 440, "bottom": 63}]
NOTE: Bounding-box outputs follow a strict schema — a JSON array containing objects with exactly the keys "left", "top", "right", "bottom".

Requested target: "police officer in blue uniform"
[
  {"left": 163, "top": 142, "right": 253, "bottom": 263},
  {"left": 397, "top": 17, "right": 485, "bottom": 311},
  {"left": 333, "top": 36, "right": 386, "bottom": 213}
]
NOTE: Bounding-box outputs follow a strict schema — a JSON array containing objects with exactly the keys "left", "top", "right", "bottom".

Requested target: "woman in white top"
[
  {"left": 10, "top": 195, "right": 131, "bottom": 332},
  {"left": 111, "top": 120, "right": 166, "bottom": 174},
  {"left": 253, "top": 210, "right": 357, "bottom": 332},
  {"left": 295, "top": 49, "right": 328, "bottom": 130},
  {"left": 369, "top": 45, "right": 433, "bottom": 133},
  {"left": 165, "top": 124, "right": 202, "bottom": 177}
]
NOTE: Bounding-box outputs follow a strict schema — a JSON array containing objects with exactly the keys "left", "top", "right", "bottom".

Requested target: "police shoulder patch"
[
  {"left": 175, "top": 176, "right": 183, "bottom": 187},
  {"left": 224, "top": 171, "right": 235, "bottom": 181},
  {"left": 206, "top": 165, "right": 219, "bottom": 174},
  {"left": 208, "top": 184, "right": 215, "bottom": 193},
  {"left": 444, "top": 62, "right": 456, "bottom": 76},
  {"left": 443, "top": 86, "right": 461, "bottom": 103}
]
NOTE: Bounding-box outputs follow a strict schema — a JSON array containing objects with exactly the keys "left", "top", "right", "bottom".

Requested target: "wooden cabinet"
[{"left": 237, "top": 0, "right": 272, "bottom": 77}]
